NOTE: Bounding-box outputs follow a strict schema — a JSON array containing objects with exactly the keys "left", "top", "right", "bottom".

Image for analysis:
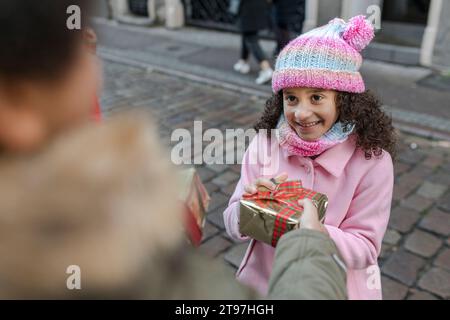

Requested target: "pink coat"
[{"left": 223, "top": 133, "right": 393, "bottom": 300}]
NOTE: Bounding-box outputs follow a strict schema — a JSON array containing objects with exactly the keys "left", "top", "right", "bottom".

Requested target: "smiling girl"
[{"left": 223, "top": 16, "right": 397, "bottom": 300}]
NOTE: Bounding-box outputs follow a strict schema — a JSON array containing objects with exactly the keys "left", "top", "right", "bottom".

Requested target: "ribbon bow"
[{"left": 243, "top": 180, "right": 310, "bottom": 246}]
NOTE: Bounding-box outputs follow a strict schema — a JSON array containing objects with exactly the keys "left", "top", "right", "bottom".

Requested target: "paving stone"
[
  {"left": 234, "top": 113, "right": 259, "bottom": 125},
  {"left": 398, "top": 149, "right": 425, "bottom": 166},
  {"left": 224, "top": 242, "right": 249, "bottom": 269},
  {"left": 230, "top": 164, "right": 242, "bottom": 174},
  {"left": 394, "top": 161, "right": 411, "bottom": 176},
  {"left": 389, "top": 206, "right": 422, "bottom": 233},
  {"left": 380, "top": 243, "right": 394, "bottom": 260},
  {"left": 211, "top": 170, "right": 240, "bottom": 188},
  {"left": 199, "top": 235, "right": 232, "bottom": 258},
  {"left": 396, "top": 173, "right": 423, "bottom": 192},
  {"left": 381, "top": 276, "right": 409, "bottom": 300},
  {"left": 411, "top": 165, "right": 435, "bottom": 179},
  {"left": 419, "top": 208, "right": 450, "bottom": 236},
  {"left": 208, "top": 192, "right": 230, "bottom": 211},
  {"left": 221, "top": 181, "right": 238, "bottom": 196},
  {"left": 438, "top": 192, "right": 450, "bottom": 213},
  {"left": 382, "top": 249, "right": 426, "bottom": 286},
  {"left": 422, "top": 154, "right": 444, "bottom": 169},
  {"left": 204, "top": 181, "right": 220, "bottom": 194},
  {"left": 441, "top": 160, "right": 450, "bottom": 173},
  {"left": 206, "top": 205, "right": 227, "bottom": 229},
  {"left": 383, "top": 229, "right": 402, "bottom": 245},
  {"left": 407, "top": 289, "right": 438, "bottom": 300},
  {"left": 427, "top": 170, "right": 450, "bottom": 186},
  {"left": 393, "top": 183, "right": 415, "bottom": 202},
  {"left": 404, "top": 230, "right": 442, "bottom": 258},
  {"left": 196, "top": 166, "right": 216, "bottom": 182},
  {"left": 417, "top": 267, "right": 450, "bottom": 299},
  {"left": 206, "top": 164, "right": 228, "bottom": 173},
  {"left": 220, "top": 258, "right": 239, "bottom": 274},
  {"left": 201, "top": 221, "right": 220, "bottom": 243},
  {"left": 400, "top": 194, "right": 433, "bottom": 213},
  {"left": 434, "top": 248, "right": 450, "bottom": 271},
  {"left": 416, "top": 181, "right": 448, "bottom": 200}
]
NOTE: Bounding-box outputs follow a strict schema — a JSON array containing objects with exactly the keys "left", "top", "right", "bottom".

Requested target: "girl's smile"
[
  {"left": 298, "top": 120, "right": 322, "bottom": 127},
  {"left": 283, "top": 88, "right": 338, "bottom": 141},
  {"left": 295, "top": 120, "right": 324, "bottom": 136}
]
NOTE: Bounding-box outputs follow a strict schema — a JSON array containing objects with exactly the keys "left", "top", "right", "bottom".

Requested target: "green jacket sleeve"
[{"left": 268, "top": 229, "right": 348, "bottom": 300}]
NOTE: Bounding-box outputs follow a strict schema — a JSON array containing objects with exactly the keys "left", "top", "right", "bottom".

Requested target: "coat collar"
[{"left": 280, "top": 136, "right": 357, "bottom": 178}]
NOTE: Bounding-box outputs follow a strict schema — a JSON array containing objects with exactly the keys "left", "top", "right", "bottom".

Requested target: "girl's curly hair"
[{"left": 254, "top": 90, "right": 397, "bottom": 160}]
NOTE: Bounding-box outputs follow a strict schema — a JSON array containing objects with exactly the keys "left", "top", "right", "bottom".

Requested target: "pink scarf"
[{"left": 276, "top": 118, "right": 354, "bottom": 157}]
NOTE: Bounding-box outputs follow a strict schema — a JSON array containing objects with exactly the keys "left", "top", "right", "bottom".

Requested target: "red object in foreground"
[
  {"left": 178, "top": 168, "right": 210, "bottom": 247},
  {"left": 184, "top": 203, "right": 203, "bottom": 246},
  {"left": 92, "top": 96, "right": 102, "bottom": 122}
]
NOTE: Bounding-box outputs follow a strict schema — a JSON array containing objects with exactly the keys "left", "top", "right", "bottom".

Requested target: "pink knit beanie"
[{"left": 272, "top": 15, "right": 375, "bottom": 93}]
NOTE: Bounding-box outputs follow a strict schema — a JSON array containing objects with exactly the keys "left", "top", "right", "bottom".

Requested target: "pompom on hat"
[{"left": 272, "top": 15, "right": 375, "bottom": 93}]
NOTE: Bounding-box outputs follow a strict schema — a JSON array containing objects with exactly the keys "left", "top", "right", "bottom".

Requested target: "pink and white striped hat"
[{"left": 272, "top": 15, "right": 375, "bottom": 93}]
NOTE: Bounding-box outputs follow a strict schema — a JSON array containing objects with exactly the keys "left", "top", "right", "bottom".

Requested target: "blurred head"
[
  {"left": 0, "top": 114, "right": 184, "bottom": 299},
  {"left": 0, "top": 0, "right": 100, "bottom": 154}
]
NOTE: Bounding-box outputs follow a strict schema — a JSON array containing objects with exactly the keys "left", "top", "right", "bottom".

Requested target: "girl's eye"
[
  {"left": 311, "top": 95, "right": 323, "bottom": 103},
  {"left": 285, "top": 95, "right": 298, "bottom": 105}
]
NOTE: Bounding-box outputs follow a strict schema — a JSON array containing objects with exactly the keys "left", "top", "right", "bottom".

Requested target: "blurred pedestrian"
[
  {"left": 230, "top": 0, "right": 274, "bottom": 85},
  {"left": 272, "top": 0, "right": 306, "bottom": 56}
]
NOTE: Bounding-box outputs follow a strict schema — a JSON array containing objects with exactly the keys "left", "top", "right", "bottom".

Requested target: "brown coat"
[{"left": 0, "top": 114, "right": 254, "bottom": 299}]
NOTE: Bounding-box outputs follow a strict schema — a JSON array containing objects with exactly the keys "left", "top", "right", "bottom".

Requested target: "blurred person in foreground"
[{"left": 0, "top": 0, "right": 346, "bottom": 299}]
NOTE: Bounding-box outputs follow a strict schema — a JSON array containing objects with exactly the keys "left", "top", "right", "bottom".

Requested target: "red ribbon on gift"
[{"left": 243, "top": 180, "right": 319, "bottom": 246}]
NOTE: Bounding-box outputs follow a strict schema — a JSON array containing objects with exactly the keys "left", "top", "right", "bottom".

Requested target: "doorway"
[{"left": 377, "top": 0, "right": 431, "bottom": 47}]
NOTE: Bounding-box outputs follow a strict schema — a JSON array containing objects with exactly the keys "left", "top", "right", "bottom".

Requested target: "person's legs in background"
[
  {"left": 234, "top": 33, "right": 251, "bottom": 74},
  {"left": 242, "top": 31, "right": 273, "bottom": 85},
  {"left": 271, "top": 3, "right": 288, "bottom": 57},
  {"left": 272, "top": 0, "right": 306, "bottom": 57},
  {"left": 274, "top": 22, "right": 292, "bottom": 56}
]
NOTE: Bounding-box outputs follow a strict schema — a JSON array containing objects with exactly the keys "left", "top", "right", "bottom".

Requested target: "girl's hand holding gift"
[{"left": 243, "top": 172, "right": 288, "bottom": 195}]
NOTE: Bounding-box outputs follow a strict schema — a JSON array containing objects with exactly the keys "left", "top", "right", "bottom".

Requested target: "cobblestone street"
[{"left": 100, "top": 59, "right": 450, "bottom": 300}]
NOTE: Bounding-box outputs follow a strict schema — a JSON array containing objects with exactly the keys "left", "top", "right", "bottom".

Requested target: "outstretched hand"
[{"left": 298, "top": 199, "right": 329, "bottom": 235}]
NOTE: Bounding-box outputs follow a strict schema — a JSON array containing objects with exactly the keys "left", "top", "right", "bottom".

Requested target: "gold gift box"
[{"left": 239, "top": 180, "right": 327, "bottom": 246}]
